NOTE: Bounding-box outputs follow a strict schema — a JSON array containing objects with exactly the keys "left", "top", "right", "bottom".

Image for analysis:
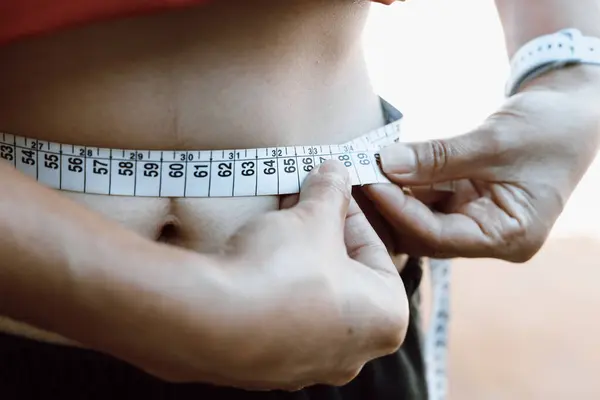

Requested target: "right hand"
[
  {"left": 220, "top": 160, "right": 409, "bottom": 390},
  {"left": 112, "top": 161, "right": 408, "bottom": 391}
]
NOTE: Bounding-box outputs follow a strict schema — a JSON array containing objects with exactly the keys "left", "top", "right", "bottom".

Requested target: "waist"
[
  {"left": 0, "top": 108, "right": 391, "bottom": 344},
  {"left": 0, "top": 40, "right": 386, "bottom": 252},
  {"left": 0, "top": 0, "right": 394, "bottom": 344}
]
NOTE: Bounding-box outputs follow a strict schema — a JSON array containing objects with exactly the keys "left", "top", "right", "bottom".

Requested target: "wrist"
[
  {"left": 520, "top": 64, "right": 600, "bottom": 95},
  {"left": 505, "top": 28, "right": 600, "bottom": 96}
]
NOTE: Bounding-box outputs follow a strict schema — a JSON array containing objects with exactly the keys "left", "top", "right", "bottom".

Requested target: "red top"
[
  {"left": 0, "top": 0, "right": 213, "bottom": 46},
  {"left": 0, "top": 0, "right": 393, "bottom": 47}
]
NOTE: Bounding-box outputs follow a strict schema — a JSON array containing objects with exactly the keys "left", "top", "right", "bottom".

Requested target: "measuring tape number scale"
[
  {"left": 0, "top": 124, "right": 399, "bottom": 197},
  {"left": 0, "top": 118, "right": 450, "bottom": 400}
]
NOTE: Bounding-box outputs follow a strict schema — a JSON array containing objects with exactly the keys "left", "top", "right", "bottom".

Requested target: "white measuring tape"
[
  {"left": 426, "top": 258, "right": 451, "bottom": 400},
  {"left": 0, "top": 112, "right": 450, "bottom": 399},
  {"left": 0, "top": 122, "right": 400, "bottom": 197}
]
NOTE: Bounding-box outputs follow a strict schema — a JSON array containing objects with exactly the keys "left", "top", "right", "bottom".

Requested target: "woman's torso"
[{"left": 0, "top": 0, "right": 393, "bottom": 344}]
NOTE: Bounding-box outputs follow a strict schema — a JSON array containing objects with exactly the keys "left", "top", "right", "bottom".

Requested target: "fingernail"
[{"left": 379, "top": 144, "right": 416, "bottom": 174}]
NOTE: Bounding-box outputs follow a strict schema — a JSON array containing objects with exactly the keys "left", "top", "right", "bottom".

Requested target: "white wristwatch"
[{"left": 505, "top": 28, "right": 600, "bottom": 97}]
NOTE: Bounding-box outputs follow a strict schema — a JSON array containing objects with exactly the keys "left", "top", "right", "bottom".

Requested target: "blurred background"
[{"left": 362, "top": 0, "right": 600, "bottom": 398}]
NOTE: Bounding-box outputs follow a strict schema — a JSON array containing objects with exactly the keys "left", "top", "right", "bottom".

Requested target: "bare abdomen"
[{"left": 0, "top": 0, "right": 388, "bottom": 344}]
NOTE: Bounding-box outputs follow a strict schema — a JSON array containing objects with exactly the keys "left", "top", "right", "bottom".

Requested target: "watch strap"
[{"left": 505, "top": 28, "right": 600, "bottom": 96}]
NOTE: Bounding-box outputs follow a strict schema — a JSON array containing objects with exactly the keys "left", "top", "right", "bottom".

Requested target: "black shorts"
[{"left": 0, "top": 257, "right": 427, "bottom": 400}]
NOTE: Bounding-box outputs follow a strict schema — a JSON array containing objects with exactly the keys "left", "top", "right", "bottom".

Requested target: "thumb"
[
  {"left": 378, "top": 128, "right": 499, "bottom": 185},
  {"left": 294, "top": 160, "right": 352, "bottom": 226}
]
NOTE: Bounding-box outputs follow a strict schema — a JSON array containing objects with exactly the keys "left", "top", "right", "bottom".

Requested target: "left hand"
[{"left": 364, "top": 65, "right": 600, "bottom": 262}]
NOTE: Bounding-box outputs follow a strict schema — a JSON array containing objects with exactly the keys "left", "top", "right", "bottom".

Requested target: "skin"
[
  {"left": 1, "top": 159, "right": 408, "bottom": 390},
  {"left": 0, "top": 0, "right": 406, "bottom": 390},
  {"left": 368, "top": 0, "right": 600, "bottom": 262},
  {"left": 1, "top": 0, "right": 598, "bottom": 391}
]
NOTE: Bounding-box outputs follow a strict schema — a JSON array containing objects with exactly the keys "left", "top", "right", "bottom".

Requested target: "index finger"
[
  {"left": 364, "top": 183, "right": 495, "bottom": 258},
  {"left": 345, "top": 198, "right": 397, "bottom": 277}
]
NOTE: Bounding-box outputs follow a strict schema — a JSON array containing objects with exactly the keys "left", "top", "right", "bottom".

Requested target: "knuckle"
[
  {"left": 498, "top": 219, "right": 546, "bottom": 263},
  {"left": 295, "top": 199, "right": 321, "bottom": 218},
  {"left": 422, "top": 139, "right": 452, "bottom": 180},
  {"left": 506, "top": 234, "right": 545, "bottom": 263},
  {"left": 320, "top": 174, "right": 351, "bottom": 201},
  {"left": 379, "top": 307, "right": 409, "bottom": 354},
  {"left": 293, "top": 202, "right": 333, "bottom": 232},
  {"left": 301, "top": 173, "right": 350, "bottom": 215},
  {"left": 346, "top": 242, "right": 387, "bottom": 264},
  {"left": 508, "top": 252, "right": 534, "bottom": 264},
  {"left": 281, "top": 207, "right": 308, "bottom": 228},
  {"left": 365, "top": 291, "right": 409, "bottom": 355}
]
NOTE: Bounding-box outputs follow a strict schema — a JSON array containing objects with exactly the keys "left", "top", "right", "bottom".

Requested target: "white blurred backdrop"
[{"left": 363, "top": 1, "right": 600, "bottom": 399}]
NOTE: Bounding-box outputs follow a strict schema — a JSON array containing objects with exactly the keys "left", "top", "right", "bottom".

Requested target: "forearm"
[
  {"left": 495, "top": 0, "right": 600, "bottom": 56},
  {"left": 0, "top": 161, "right": 224, "bottom": 353}
]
